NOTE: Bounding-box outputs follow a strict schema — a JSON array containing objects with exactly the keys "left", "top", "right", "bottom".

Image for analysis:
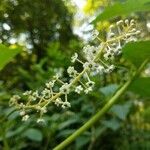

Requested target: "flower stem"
[{"left": 53, "top": 59, "right": 148, "bottom": 150}]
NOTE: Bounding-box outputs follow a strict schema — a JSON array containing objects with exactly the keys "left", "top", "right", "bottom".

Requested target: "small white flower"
[
  {"left": 105, "top": 65, "right": 115, "bottom": 73},
  {"left": 135, "top": 30, "right": 141, "bottom": 34},
  {"left": 116, "top": 20, "right": 123, "bottom": 26},
  {"left": 60, "top": 83, "right": 70, "bottom": 94},
  {"left": 40, "top": 107, "right": 47, "bottom": 114},
  {"left": 83, "top": 62, "right": 89, "bottom": 69},
  {"left": 130, "top": 19, "right": 135, "bottom": 25},
  {"left": 125, "top": 19, "right": 129, "bottom": 25},
  {"left": 91, "top": 29, "right": 99, "bottom": 40},
  {"left": 107, "top": 32, "right": 115, "bottom": 39},
  {"left": 130, "top": 28, "right": 137, "bottom": 32},
  {"left": 27, "top": 91, "right": 38, "bottom": 101},
  {"left": 36, "top": 106, "right": 41, "bottom": 110},
  {"left": 71, "top": 53, "right": 78, "bottom": 63},
  {"left": 109, "top": 65, "right": 115, "bottom": 70},
  {"left": 83, "top": 61, "right": 95, "bottom": 69},
  {"left": 54, "top": 68, "right": 63, "bottom": 77},
  {"left": 67, "top": 66, "right": 77, "bottom": 77},
  {"left": 42, "top": 88, "right": 51, "bottom": 99},
  {"left": 53, "top": 73, "right": 60, "bottom": 80},
  {"left": 90, "top": 64, "right": 104, "bottom": 76},
  {"left": 109, "top": 24, "right": 114, "bottom": 30},
  {"left": 114, "top": 46, "right": 122, "bottom": 56},
  {"left": 10, "top": 95, "right": 20, "bottom": 105},
  {"left": 83, "top": 45, "right": 91, "bottom": 54},
  {"left": 23, "top": 90, "right": 32, "bottom": 96},
  {"left": 83, "top": 45, "right": 96, "bottom": 60},
  {"left": 75, "top": 85, "right": 83, "bottom": 94},
  {"left": 32, "top": 90, "right": 39, "bottom": 98},
  {"left": 96, "top": 65, "right": 105, "bottom": 74},
  {"left": 20, "top": 110, "right": 26, "bottom": 116},
  {"left": 11, "top": 95, "right": 21, "bottom": 100},
  {"left": 111, "top": 42, "right": 117, "bottom": 47},
  {"left": 62, "top": 101, "right": 71, "bottom": 109},
  {"left": 84, "top": 87, "right": 92, "bottom": 94},
  {"left": 46, "top": 81, "right": 54, "bottom": 88},
  {"left": 128, "top": 37, "right": 137, "bottom": 42},
  {"left": 86, "top": 81, "right": 95, "bottom": 87},
  {"left": 91, "top": 46, "right": 99, "bottom": 56},
  {"left": 114, "top": 50, "right": 122, "bottom": 56},
  {"left": 37, "top": 118, "right": 45, "bottom": 123},
  {"left": 55, "top": 98, "right": 63, "bottom": 106},
  {"left": 22, "top": 115, "right": 29, "bottom": 121},
  {"left": 104, "top": 52, "right": 114, "bottom": 61},
  {"left": 28, "top": 95, "right": 36, "bottom": 101},
  {"left": 19, "top": 103, "right": 25, "bottom": 109}
]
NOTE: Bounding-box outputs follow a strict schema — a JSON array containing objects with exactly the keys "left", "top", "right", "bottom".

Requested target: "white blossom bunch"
[{"left": 10, "top": 19, "right": 140, "bottom": 122}]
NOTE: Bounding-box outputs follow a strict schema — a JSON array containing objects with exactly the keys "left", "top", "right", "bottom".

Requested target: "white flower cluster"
[
  {"left": 10, "top": 19, "right": 140, "bottom": 122},
  {"left": 103, "top": 19, "right": 140, "bottom": 62}
]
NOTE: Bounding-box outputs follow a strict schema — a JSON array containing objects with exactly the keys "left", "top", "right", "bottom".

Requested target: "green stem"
[{"left": 53, "top": 59, "right": 148, "bottom": 150}]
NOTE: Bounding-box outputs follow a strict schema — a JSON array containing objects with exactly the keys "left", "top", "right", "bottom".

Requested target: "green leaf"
[
  {"left": 58, "top": 117, "right": 81, "bottom": 130},
  {"left": 92, "top": 0, "right": 150, "bottom": 23},
  {"left": 102, "top": 118, "right": 121, "bottom": 131},
  {"left": 100, "top": 84, "right": 119, "bottom": 97},
  {"left": 129, "top": 77, "right": 150, "bottom": 97},
  {"left": 23, "top": 128, "right": 43, "bottom": 142},
  {"left": 57, "top": 129, "right": 76, "bottom": 138},
  {"left": 0, "top": 44, "right": 21, "bottom": 71},
  {"left": 5, "top": 125, "right": 27, "bottom": 139},
  {"left": 94, "top": 126, "right": 106, "bottom": 138},
  {"left": 75, "top": 136, "right": 90, "bottom": 149},
  {"left": 122, "top": 41, "right": 150, "bottom": 67},
  {"left": 0, "top": 125, "right": 27, "bottom": 141},
  {"left": 110, "top": 102, "right": 132, "bottom": 120}
]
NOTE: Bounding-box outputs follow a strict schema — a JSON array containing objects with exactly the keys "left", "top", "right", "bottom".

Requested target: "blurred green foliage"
[
  {"left": 0, "top": 0, "right": 150, "bottom": 150},
  {"left": 92, "top": 0, "right": 150, "bottom": 23},
  {"left": 0, "top": 44, "right": 21, "bottom": 70}
]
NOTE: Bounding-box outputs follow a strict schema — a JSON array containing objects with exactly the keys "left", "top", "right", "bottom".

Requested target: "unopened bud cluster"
[{"left": 10, "top": 19, "right": 140, "bottom": 122}]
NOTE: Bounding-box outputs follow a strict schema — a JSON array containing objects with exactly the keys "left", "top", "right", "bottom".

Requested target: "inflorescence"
[{"left": 10, "top": 19, "right": 140, "bottom": 123}]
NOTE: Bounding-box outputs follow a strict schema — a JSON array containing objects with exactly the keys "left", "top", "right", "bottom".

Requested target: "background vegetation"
[{"left": 0, "top": 0, "right": 150, "bottom": 150}]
